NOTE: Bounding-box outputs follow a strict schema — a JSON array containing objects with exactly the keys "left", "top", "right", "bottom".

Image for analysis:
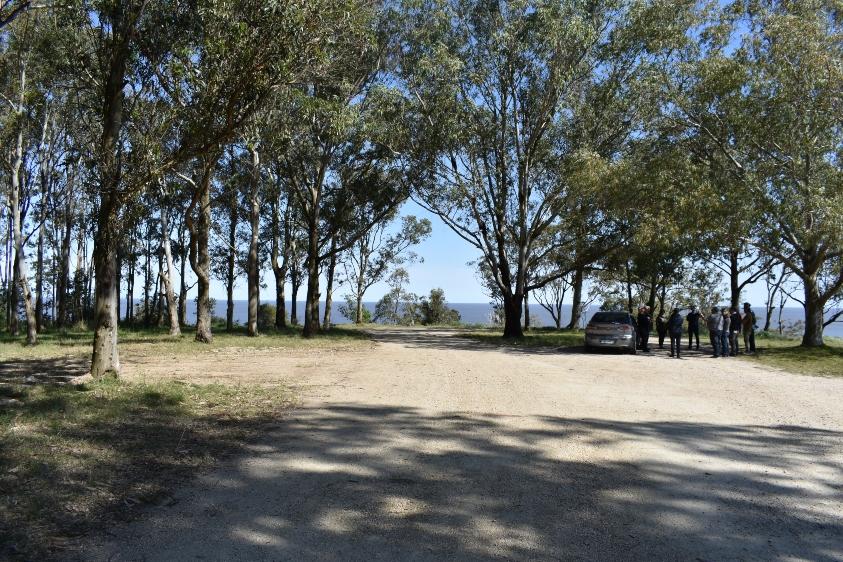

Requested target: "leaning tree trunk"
[
  {"left": 246, "top": 146, "right": 261, "bottom": 337},
  {"left": 159, "top": 209, "right": 181, "bottom": 336},
  {"left": 801, "top": 273, "right": 824, "bottom": 347},
  {"left": 189, "top": 160, "right": 216, "bottom": 343}
]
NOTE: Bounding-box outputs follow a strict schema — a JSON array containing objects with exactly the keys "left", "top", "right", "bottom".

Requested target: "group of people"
[{"left": 635, "top": 303, "right": 758, "bottom": 359}]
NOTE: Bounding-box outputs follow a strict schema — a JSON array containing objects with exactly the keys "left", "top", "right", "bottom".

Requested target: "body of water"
[{"left": 157, "top": 300, "right": 842, "bottom": 337}]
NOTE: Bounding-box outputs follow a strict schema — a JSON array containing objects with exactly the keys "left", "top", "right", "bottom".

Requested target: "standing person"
[
  {"left": 720, "top": 308, "right": 731, "bottom": 359},
  {"left": 668, "top": 308, "right": 684, "bottom": 358},
  {"left": 707, "top": 306, "right": 723, "bottom": 358},
  {"left": 686, "top": 306, "right": 701, "bottom": 350},
  {"left": 729, "top": 306, "right": 742, "bottom": 356},
  {"left": 742, "top": 302, "right": 757, "bottom": 353},
  {"left": 637, "top": 306, "right": 652, "bottom": 352},
  {"left": 656, "top": 310, "right": 668, "bottom": 349}
]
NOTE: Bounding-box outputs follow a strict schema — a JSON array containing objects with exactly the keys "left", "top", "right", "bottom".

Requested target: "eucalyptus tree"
[
  {"left": 342, "top": 214, "right": 431, "bottom": 324},
  {"left": 67, "top": 0, "right": 344, "bottom": 374},
  {"left": 399, "top": 0, "right": 695, "bottom": 338},
  {"left": 665, "top": 0, "right": 843, "bottom": 346},
  {"left": 533, "top": 275, "right": 570, "bottom": 329},
  {"left": 275, "top": 2, "right": 409, "bottom": 337},
  {"left": 0, "top": 7, "right": 66, "bottom": 343}
]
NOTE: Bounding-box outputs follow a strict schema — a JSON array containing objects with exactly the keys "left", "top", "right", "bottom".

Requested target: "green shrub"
[{"left": 258, "top": 304, "right": 276, "bottom": 331}]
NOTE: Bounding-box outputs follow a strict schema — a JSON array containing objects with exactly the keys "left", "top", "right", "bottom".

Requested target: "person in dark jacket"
[
  {"left": 729, "top": 307, "right": 742, "bottom": 356},
  {"left": 742, "top": 302, "right": 757, "bottom": 353},
  {"left": 720, "top": 308, "right": 731, "bottom": 358},
  {"left": 686, "top": 306, "right": 701, "bottom": 350},
  {"left": 668, "top": 308, "right": 684, "bottom": 358},
  {"left": 656, "top": 311, "right": 668, "bottom": 349},
  {"left": 637, "top": 306, "right": 652, "bottom": 352}
]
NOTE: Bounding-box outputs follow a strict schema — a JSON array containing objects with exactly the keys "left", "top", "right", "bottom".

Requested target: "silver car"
[{"left": 584, "top": 311, "right": 638, "bottom": 354}]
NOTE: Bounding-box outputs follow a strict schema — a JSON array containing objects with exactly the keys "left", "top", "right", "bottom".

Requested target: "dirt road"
[{"left": 90, "top": 328, "right": 843, "bottom": 561}]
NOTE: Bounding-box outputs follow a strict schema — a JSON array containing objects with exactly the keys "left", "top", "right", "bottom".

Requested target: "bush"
[
  {"left": 257, "top": 304, "right": 276, "bottom": 331},
  {"left": 420, "top": 288, "right": 461, "bottom": 325},
  {"left": 339, "top": 295, "right": 373, "bottom": 324}
]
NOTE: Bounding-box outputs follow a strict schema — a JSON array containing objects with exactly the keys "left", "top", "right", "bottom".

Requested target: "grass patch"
[
  {"left": 743, "top": 334, "right": 843, "bottom": 377},
  {"left": 0, "top": 324, "right": 371, "bottom": 363},
  {"left": 0, "top": 377, "right": 293, "bottom": 560},
  {"left": 460, "top": 328, "right": 584, "bottom": 349}
]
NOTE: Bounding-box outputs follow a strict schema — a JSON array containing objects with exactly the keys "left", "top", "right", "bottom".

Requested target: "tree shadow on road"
[{"left": 94, "top": 405, "right": 843, "bottom": 561}]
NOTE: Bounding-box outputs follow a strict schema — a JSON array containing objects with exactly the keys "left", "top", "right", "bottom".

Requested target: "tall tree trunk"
[
  {"left": 57, "top": 207, "right": 72, "bottom": 327},
  {"left": 646, "top": 274, "right": 657, "bottom": 311},
  {"left": 189, "top": 159, "right": 216, "bottom": 343},
  {"left": 126, "top": 243, "right": 134, "bottom": 324},
  {"left": 322, "top": 237, "right": 337, "bottom": 331},
  {"left": 801, "top": 272, "right": 824, "bottom": 347},
  {"left": 247, "top": 146, "right": 261, "bottom": 337},
  {"left": 566, "top": 267, "right": 584, "bottom": 329},
  {"left": 142, "top": 234, "right": 152, "bottom": 327},
  {"left": 290, "top": 260, "right": 300, "bottom": 326},
  {"left": 9, "top": 254, "right": 19, "bottom": 335},
  {"left": 523, "top": 291, "right": 530, "bottom": 330},
  {"left": 303, "top": 208, "right": 321, "bottom": 337},
  {"left": 729, "top": 248, "right": 740, "bottom": 310},
  {"left": 177, "top": 226, "right": 187, "bottom": 327},
  {"left": 355, "top": 273, "right": 365, "bottom": 324},
  {"left": 116, "top": 249, "right": 122, "bottom": 324},
  {"left": 154, "top": 252, "right": 165, "bottom": 326},
  {"left": 274, "top": 267, "right": 286, "bottom": 329},
  {"left": 91, "top": 7, "right": 133, "bottom": 376},
  {"left": 271, "top": 196, "right": 289, "bottom": 330},
  {"left": 624, "top": 260, "right": 634, "bottom": 314},
  {"left": 90, "top": 197, "right": 121, "bottom": 377},
  {"left": 159, "top": 208, "right": 181, "bottom": 336},
  {"left": 225, "top": 196, "right": 237, "bottom": 331},
  {"left": 35, "top": 216, "right": 44, "bottom": 331},
  {"left": 9, "top": 84, "right": 36, "bottom": 344},
  {"left": 502, "top": 292, "right": 524, "bottom": 339},
  {"left": 73, "top": 229, "right": 84, "bottom": 323}
]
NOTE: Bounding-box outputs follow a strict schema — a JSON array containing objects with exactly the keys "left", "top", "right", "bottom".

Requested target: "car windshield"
[{"left": 590, "top": 312, "right": 630, "bottom": 324}]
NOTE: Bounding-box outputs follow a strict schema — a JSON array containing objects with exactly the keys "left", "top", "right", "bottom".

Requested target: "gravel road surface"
[{"left": 88, "top": 328, "right": 843, "bottom": 561}]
